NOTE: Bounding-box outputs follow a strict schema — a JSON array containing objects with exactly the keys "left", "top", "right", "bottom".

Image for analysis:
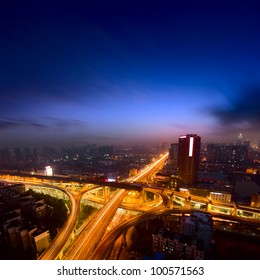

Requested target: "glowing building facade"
[{"left": 178, "top": 134, "right": 201, "bottom": 185}]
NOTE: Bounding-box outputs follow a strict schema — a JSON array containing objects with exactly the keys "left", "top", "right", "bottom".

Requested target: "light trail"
[
  {"left": 128, "top": 152, "right": 168, "bottom": 182},
  {"left": 63, "top": 189, "right": 128, "bottom": 259}
]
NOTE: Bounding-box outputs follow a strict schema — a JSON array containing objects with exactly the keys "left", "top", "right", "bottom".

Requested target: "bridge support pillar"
[
  {"left": 141, "top": 190, "right": 147, "bottom": 203},
  {"left": 71, "top": 182, "right": 75, "bottom": 191},
  {"left": 107, "top": 188, "right": 110, "bottom": 199},
  {"left": 103, "top": 187, "right": 110, "bottom": 200},
  {"left": 122, "top": 232, "right": 127, "bottom": 246},
  {"left": 233, "top": 203, "right": 237, "bottom": 216},
  {"left": 185, "top": 199, "right": 191, "bottom": 209}
]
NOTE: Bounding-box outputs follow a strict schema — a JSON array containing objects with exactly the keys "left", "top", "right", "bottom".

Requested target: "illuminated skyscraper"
[{"left": 178, "top": 134, "right": 201, "bottom": 185}]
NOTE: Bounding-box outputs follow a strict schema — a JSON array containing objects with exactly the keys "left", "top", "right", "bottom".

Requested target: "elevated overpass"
[
  {"left": 63, "top": 189, "right": 129, "bottom": 260},
  {"left": 171, "top": 191, "right": 260, "bottom": 220},
  {"left": 90, "top": 208, "right": 260, "bottom": 260},
  {"left": 2, "top": 150, "right": 260, "bottom": 260},
  {"left": 0, "top": 171, "right": 143, "bottom": 191}
]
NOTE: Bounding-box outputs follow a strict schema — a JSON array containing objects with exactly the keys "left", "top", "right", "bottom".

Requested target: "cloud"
[
  {"left": 0, "top": 117, "right": 87, "bottom": 133},
  {"left": 42, "top": 117, "right": 87, "bottom": 131},
  {"left": 210, "top": 86, "right": 260, "bottom": 134},
  {"left": 0, "top": 119, "right": 47, "bottom": 130}
]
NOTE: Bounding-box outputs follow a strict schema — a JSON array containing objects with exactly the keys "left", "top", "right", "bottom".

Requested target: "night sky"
[{"left": 1, "top": 0, "right": 260, "bottom": 148}]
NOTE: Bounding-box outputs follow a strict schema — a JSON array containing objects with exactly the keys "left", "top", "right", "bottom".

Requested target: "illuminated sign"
[
  {"left": 45, "top": 166, "right": 53, "bottom": 176},
  {"left": 180, "top": 135, "right": 187, "bottom": 138},
  {"left": 107, "top": 178, "right": 116, "bottom": 182},
  {"left": 189, "top": 137, "right": 194, "bottom": 157}
]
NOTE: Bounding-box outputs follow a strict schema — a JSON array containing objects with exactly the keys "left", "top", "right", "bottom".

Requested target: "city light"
[
  {"left": 45, "top": 166, "right": 53, "bottom": 176},
  {"left": 189, "top": 136, "right": 194, "bottom": 157}
]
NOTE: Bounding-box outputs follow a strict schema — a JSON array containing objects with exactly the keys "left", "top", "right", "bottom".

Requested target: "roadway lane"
[
  {"left": 62, "top": 154, "right": 169, "bottom": 260},
  {"left": 1, "top": 153, "right": 172, "bottom": 260},
  {"left": 90, "top": 207, "right": 260, "bottom": 260},
  {"left": 90, "top": 207, "right": 187, "bottom": 260},
  {"left": 38, "top": 188, "right": 80, "bottom": 260},
  {"left": 126, "top": 152, "right": 168, "bottom": 183},
  {"left": 38, "top": 185, "right": 101, "bottom": 260},
  {"left": 63, "top": 189, "right": 129, "bottom": 260}
]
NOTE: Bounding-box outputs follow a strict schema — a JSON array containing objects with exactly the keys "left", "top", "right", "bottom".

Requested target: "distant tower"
[
  {"left": 236, "top": 133, "right": 243, "bottom": 145},
  {"left": 178, "top": 134, "right": 201, "bottom": 185}
]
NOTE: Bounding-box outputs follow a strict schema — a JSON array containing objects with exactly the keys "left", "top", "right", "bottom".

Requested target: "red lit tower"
[{"left": 178, "top": 134, "right": 201, "bottom": 185}]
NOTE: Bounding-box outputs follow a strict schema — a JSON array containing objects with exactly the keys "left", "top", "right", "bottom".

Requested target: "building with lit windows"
[
  {"left": 152, "top": 212, "right": 212, "bottom": 259},
  {"left": 250, "top": 192, "right": 260, "bottom": 208},
  {"left": 152, "top": 228, "right": 204, "bottom": 260},
  {"left": 183, "top": 212, "right": 212, "bottom": 249},
  {"left": 209, "top": 191, "right": 232, "bottom": 203},
  {"left": 178, "top": 134, "right": 201, "bottom": 185},
  {"left": 206, "top": 143, "right": 248, "bottom": 172}
]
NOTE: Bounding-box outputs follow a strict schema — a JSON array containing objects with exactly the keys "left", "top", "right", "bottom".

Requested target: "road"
[
  {"left": 38, "top": 184, "right": 101, "bottom": 260},
  {"left": 126, "top": 152, "right": 168, "bottom": 183},
  {"left": 63, "top": 189, "right": 129, "bottom": 259},
  {"left": 90, "top": 207, "right": 260, "bottom": 260},
  {"left": 60, "top": 153, "right": 168, "bottom": 260},
  {"left": 5, "top": 153, "right": 167, "bottom": 260},
  {"left": 90, "top": 207, "right": 185, "bottom": 260},
  {"left": 2, "top": 151, "right": 260, "bottom": 260},
  {"left": 39, "top": 189, "right": 80, "bottom": 260}
]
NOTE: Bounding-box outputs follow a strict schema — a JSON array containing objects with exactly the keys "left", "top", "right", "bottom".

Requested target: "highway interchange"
[{"left": 1, "top": 152, "right": 260, "bottom": 260}]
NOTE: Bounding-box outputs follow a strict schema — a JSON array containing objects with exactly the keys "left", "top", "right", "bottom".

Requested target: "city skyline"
[{"left": 1, "top": 1, "right": 260, "bottom": 147}]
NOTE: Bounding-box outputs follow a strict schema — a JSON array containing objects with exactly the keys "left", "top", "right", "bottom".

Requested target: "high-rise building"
[
  {"left": 168, "top": 143, "right": 178, "bottom": 167},
  {"left": 183, "top": 212, "right": 212, "bottom": 250},
  {"left": 206, "top": 143, "right": 248, "bottom": 168},
  {"left": 178, "top": 134, "right": 201, "bottom": 185},
  {"left": 152, "top": 211, "right": 212, "bottom": 259}
]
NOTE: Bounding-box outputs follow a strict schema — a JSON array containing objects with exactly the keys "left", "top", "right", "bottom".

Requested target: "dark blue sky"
[{"left": 1, "top": 0, "right": 260, "bottom": 147}]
